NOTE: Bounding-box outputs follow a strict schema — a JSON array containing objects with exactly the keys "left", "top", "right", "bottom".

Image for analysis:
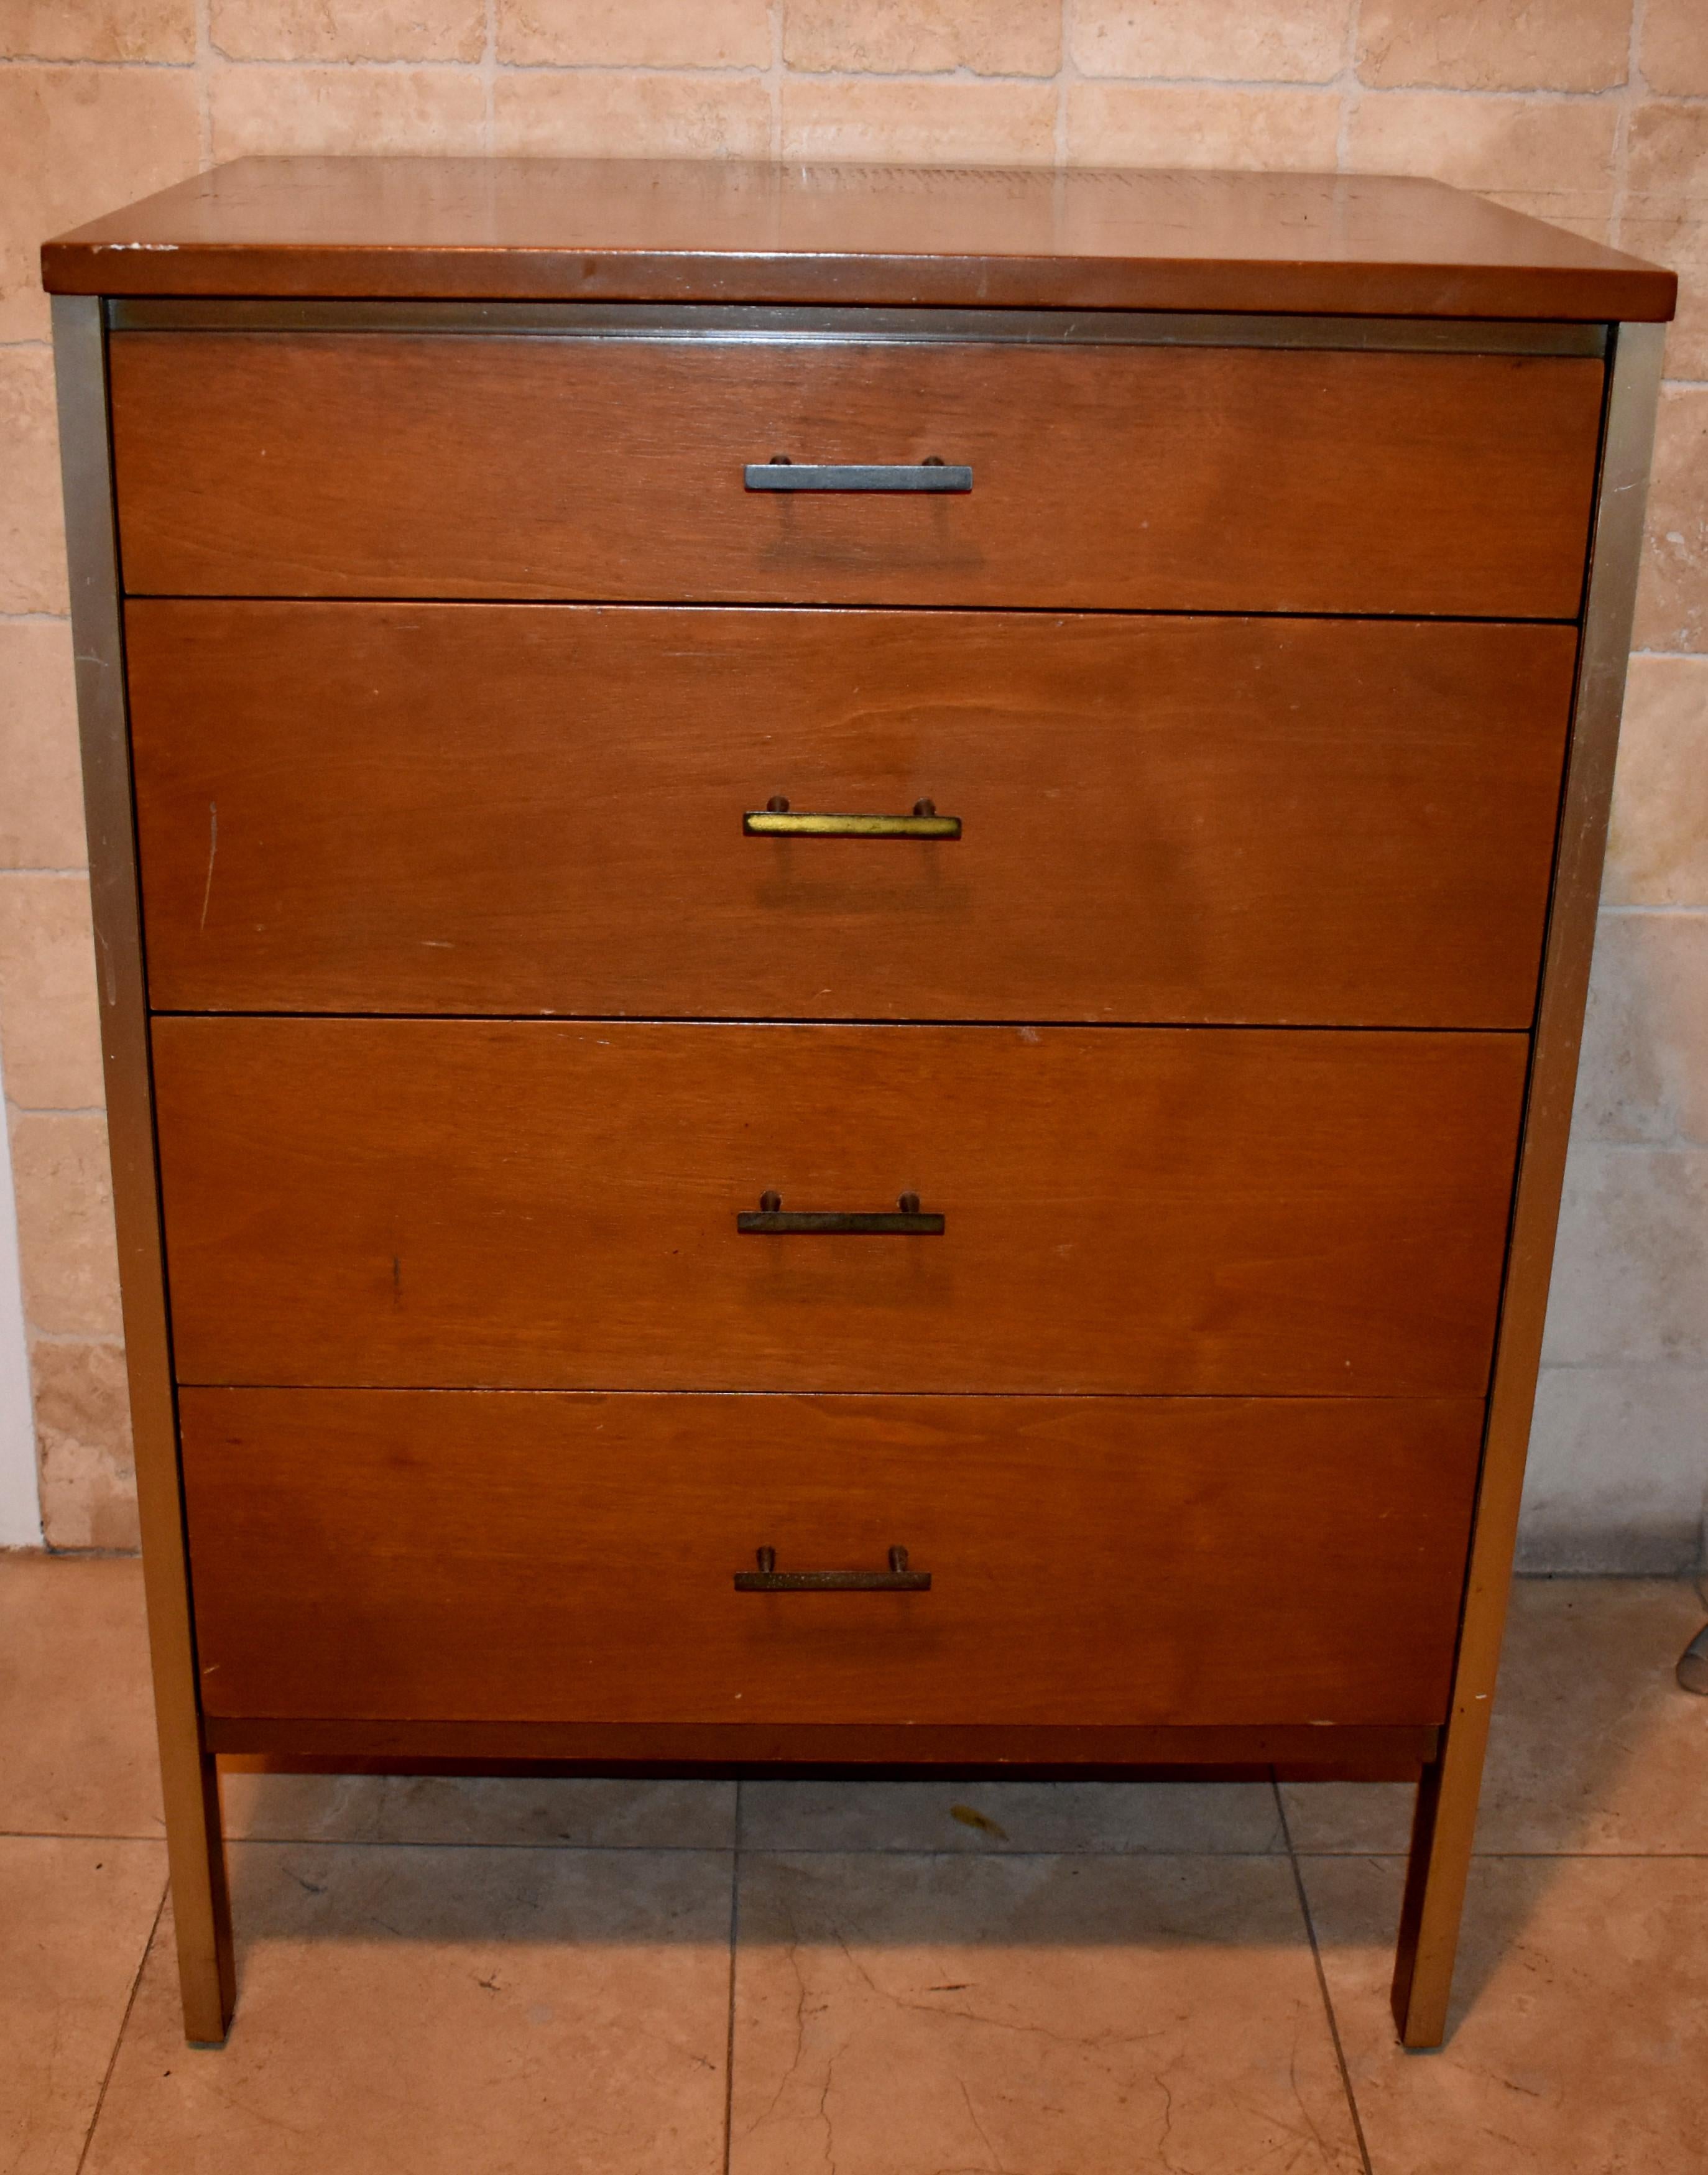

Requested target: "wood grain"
[
  {"left": 109, "top": 333, "right": 1604, "bottom": 616},
  {"left": 42, "top": 157, "right": 1677, "bottom": 320},
  {"left": 129, "top": 603, "right": 1576, "bottom": 1030},
  {"left": 152, "top": 1018, "right": 1528, "bottom": 1397},
  {"left": 180, "top": 1388, "right": 1483, "bottom": 1728}
]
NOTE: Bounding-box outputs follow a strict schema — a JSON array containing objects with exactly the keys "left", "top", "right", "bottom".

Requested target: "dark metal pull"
[
  {"left": 738, "top": 1191, "right": 944, "bottom": 1235},
  {"left": 744, "top": 794, "right": 961, "bottom": 841},
  {"left": 736, "top": 1545, "right": 931, "bottom": 1592},
  {"left": 745, "top": 454, "right": 972, "bottom": 494}
]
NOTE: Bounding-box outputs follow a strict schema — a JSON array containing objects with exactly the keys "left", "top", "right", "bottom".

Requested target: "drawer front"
[
  {"left": 153, "top": 1020, "right": 1526, "bottom": 1397},
  {"left": 181, "top": 1388, "right": 1483, "bottom": 1728},
  {"left": 129, "top": 603, "right": 1575, "bottom": 1029},
  {"left": 110, "top": 333, "right": 1602, "bottom": 616}
]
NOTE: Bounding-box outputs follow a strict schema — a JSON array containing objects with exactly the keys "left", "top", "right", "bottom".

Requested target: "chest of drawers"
[{"left": 44, "top": 157, "right": 1673, "bottom": 2052}]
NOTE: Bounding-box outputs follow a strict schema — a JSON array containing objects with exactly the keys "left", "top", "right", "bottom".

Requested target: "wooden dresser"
[{"left": 43, "top": 157, "right": 1674, "bottom": 2051}]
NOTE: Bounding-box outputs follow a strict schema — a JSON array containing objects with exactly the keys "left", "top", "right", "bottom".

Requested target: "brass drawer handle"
[
  {"left": 745, "top": 453, "right": 972, "bottom": 494},
  {"left": 744, "top": 795, "right": 961, "bottom": 841},
  {"left": 737, "top": 1191, "right": 945, "bottom": 1235},
  {"left": 736, "top": 1545, "right": 931, "bottom": 1593}
]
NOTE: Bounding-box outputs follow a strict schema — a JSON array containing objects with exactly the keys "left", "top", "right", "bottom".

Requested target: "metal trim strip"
[
  {"left": 1388, "top": 317, "right": 1667, "bottom": 2048},
  {"left": 52, "top": 293, "right": 236, "bottom": 2044},
  {"left": 104, "top": 295, "right": 1607, "bottom": 357}
]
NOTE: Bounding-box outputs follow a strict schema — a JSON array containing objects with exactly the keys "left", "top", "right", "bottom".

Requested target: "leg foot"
[
  {"left": 1389, "top": 1708, "right": 1490, "bottom": 2049},
  {"left": 164, "top": 1750, "right": 236, "bottom": 2044}
]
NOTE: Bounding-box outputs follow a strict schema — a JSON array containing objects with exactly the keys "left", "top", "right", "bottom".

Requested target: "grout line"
[
  {"left": 0, "top": 55, "right": 195, "bottom": 72},
  {"left": 1288, "top": 1849, "right": 1708, "bottom": 1860},
  {"left": 0, "top": 1829, "right": 163, "bottom": 1844},
  {"left": 1053, "top": 0, "right": 1069, "bottom": 166},
  {"left": 1610, "top": 0, "right": 1641, "bottom": 252},
  {"left": 1337, "top": 0, "right": 1364, "bottom": 172},
  {"left": 229, "top": 1835, "right": 740, "bottom": 1854},
  {"left": 721, "top": 1781, "right": 744, "bottom": 2175},
  {"left": 108, "top": 52, "right": 1704, "bottom": 97},
  {"left": 201, "top": 54, "right": 776, "bottom": 79},
  {"left": 765, "top": 65, "right": 1645, "bottom": 99},
  {"left": 1534, "top": 1352, "right": 1708, "bottom": 1372},
  {"left": 23, "top": 1329, "right": 131, "bottom": 1349},
  {"left": 9, "top": 1826, "right": 1708, "bottom": 1860},
  {"left": 187, "top": 1836, "right": 1339, "bottom": 1859},
  {"left": 766, "top": 0, "right": 783, "bottom": 159},
  {"left": 1056, "top": 0, "right": 1090, "bottom": 167},
  {"left": 1555, "top": 1136, "right": 1708, "bottom": 1153},
  {"left": 73, "top": 1873, "right": 168, "bottom": 2175},
  {"left": 1278, "top": 1786, "right": 1375, "bottom": 2175},
  {"left": 194, "top": 0, "right": 211, "bottom": 169},
  {"left": 0, "top": 53, "right": 1704, "bottom": 100},
  {"left": 481, "top": 0, "right": 496, "bottom": 154}
]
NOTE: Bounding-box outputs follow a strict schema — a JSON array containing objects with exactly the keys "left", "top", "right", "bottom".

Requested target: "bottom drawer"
[{"left": 183, "top": 1390, "right": 1481, "bottom": 1730}]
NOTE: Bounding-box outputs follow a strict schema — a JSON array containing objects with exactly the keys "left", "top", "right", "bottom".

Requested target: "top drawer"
[{"left": 108, "top": 331, "right": 1604, "bottom": 615}]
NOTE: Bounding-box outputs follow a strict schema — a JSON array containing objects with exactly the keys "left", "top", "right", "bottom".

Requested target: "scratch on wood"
[{"left": 199, "top": 802, "right": 218, "bottom": 930}]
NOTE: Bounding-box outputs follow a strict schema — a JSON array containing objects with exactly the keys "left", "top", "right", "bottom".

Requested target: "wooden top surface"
[{"left": 43, "top": 156, "right": 1674, "bottom": 320}]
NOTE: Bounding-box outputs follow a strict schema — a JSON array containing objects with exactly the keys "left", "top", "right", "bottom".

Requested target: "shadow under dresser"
[{"left": 41, "top": 154, "right": 1676, "bottom": 2049}]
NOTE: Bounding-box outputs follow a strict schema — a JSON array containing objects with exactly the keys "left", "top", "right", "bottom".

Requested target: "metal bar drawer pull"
[
  {"left": 736, "top": 1546, "right": 932, "bottom": 1593},
  {"left": 745, "top": 453, "right": 972, "bottom": 493},
  {"left": 744, "top": 795, "right": 961, "bottom": 841},
  {"left": 738, "top": 1191, "right": 945, "bottom": 1235}
]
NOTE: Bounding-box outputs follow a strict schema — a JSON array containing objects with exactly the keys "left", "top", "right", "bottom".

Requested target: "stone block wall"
[{"left": 0, "top": 0, "right": 1703, "bottom": 1562}]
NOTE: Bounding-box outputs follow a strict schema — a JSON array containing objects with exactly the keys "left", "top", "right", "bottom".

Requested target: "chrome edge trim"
[
  {"left": 1474, "top": 319, "right": 1665, "bottom": 1685},
  {"left": 1390, "top": 318, "right": 1664, "bottom": 2046},
  {"left": 52, "top": 293, "right": 180, "bottom": 1561},
  {"left": 52, "top": 292, "right": 234, "bottom": 2040},
  {"left": 104, "top": 295, "right": 1606, "bottom": 356}
]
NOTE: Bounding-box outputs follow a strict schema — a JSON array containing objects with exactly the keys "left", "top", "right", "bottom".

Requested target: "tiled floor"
[{"left": 3, "top": 1558, "right": 1706, "bottom": 2175}]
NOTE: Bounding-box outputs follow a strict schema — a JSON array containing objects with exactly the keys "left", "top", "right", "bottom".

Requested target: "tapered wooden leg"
[
  {"left": 159, "top": 1736, "right": 236, "bottom": 2045},
  {"left": 1389, "top": 1695, "right": 1493, "bottom": 2048}
]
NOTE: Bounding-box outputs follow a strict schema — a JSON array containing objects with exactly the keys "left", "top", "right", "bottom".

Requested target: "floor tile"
[
  {"left": 729, "top": 1850, "right": 1363, "bottom": 2175},
  {"left": 1285, "top": 1577, "right": 1708, "bottom": 1855},
  {"left": 220, "top": 1766, "right": 737, "bottom": 1849},
  {"left": 0, "top": 1553, "right": 162, "bottom": 1838},
  {"left": 740, "top": 1775, "right": 1285, "bottom": 1854},
  {"left": 82, "top": 1840, "right": 734, "bottom": 2175},
  {"left": 1282, "top": 1776, "right": 1418, "bottom": 1857},
  {"left": 1302, "top": 1853, "right": 1708, "bottom": 2174},
  {"left": 0, "top": 1836, "right": 167, "bottom": 2175}
]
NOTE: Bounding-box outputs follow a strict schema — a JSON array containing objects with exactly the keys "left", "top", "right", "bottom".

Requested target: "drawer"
[
  {"left": 129, "top": 603, "right": 1576, "bottom": 1029},
  {"left": 109, "top": 332, "right": 1602, "bottom": 616},
  {"left": 153, "top": 1019, "right": 1526, "bottom": 1396},
  {"left": 181, "top": 1388, "right": 1483, "bottom": 1728}
]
